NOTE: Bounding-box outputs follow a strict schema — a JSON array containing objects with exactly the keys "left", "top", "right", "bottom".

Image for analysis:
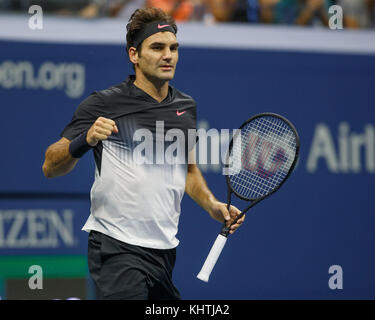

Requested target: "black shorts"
[{"left": 87, "top": 231, "right": 181, "bottom": 300}]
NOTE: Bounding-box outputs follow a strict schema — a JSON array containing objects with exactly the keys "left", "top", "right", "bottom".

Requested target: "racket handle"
[{"left": 197, "top": 234, "right": 227, "bottom": 282}]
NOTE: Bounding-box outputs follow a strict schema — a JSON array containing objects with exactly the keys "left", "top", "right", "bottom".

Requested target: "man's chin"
[
  {"left": 158, "top": 70, "right": 175, "bottom": 80},
  {"left": 159, "top": 73, "right": 174, "bottom": 81},
  {"left": 145, "top": 71, "right": 175, "bottom": 83}
]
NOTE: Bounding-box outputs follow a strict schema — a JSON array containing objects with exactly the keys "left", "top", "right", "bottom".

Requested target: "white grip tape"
[{"left": 197, "top": 234, "right": 227, "bottom": 282}]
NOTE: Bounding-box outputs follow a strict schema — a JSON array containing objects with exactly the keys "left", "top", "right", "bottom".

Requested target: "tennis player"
[{"left": 42, "top": 7, "right": 245, "bottom": 300}]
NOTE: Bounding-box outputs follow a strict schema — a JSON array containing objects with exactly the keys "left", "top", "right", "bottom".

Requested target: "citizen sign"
[{"left": 0, "top": 209, "right": 75, "bottom": 248}]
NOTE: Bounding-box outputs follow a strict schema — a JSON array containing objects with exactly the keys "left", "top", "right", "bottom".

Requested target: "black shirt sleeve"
[{"left": 60, "top": 92, "right": 104, "bottom": 140}]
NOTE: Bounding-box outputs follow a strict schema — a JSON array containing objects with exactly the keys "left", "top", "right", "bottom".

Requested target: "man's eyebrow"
[{"left": 149, "top": 42, "right": 179, "bottom": 47}]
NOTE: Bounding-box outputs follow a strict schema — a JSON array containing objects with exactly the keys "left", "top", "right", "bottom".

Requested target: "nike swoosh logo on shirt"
[
  {"left": 158, "top": 24, "right": 170, "bottom": 29},
  {"left": 176, "top": 110, "right": 186, "bottom": 116}
]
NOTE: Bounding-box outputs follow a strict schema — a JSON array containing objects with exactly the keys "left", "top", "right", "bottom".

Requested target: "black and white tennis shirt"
[{"left": 61, "top": 75, "right": 197, "bottom": 249}]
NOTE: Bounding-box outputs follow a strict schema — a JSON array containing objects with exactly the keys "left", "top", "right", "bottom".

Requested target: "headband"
[{"left": 131, "top": 21, "right": 176, "bottom": 49}]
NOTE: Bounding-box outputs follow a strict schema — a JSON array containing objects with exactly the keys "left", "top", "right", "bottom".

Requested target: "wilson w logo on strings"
[{"left": 228, "top": 130, "right": 294, "bottom": 179}]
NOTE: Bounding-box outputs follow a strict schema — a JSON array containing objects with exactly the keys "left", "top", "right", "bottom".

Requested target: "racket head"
[{"left": 225, "top": 112, "right": 300, "bottom": 202}]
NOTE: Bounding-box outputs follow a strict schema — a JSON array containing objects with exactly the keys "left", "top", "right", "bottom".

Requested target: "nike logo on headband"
[{"left": 158, "top": 24, "right": 170, "bottom": 29}]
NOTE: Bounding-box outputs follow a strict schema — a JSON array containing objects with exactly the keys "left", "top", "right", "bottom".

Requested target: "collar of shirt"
[{"left": 124, "top": 75, "right": 173, "bottom": 104}]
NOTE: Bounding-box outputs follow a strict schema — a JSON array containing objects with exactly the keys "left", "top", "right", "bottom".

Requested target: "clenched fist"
[{"left": 87, "top": 117, "right": 119, "bottom": 147}]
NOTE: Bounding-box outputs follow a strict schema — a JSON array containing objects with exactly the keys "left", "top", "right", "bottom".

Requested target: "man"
[
  {"left": 42, "top": 7, "right": 244, "bottom": 300},
  {"left": 296, "top": 0, "right": 331, "bottom": 26}
]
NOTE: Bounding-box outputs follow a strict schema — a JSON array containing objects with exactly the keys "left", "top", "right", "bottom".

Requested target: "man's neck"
[{"left": 133, "top": 73, "right": 169, "bottom": 103}]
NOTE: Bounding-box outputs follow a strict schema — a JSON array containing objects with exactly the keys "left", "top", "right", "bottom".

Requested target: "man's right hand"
[{"left": 87, "top": 117, "right": 119, "bottom": 147}]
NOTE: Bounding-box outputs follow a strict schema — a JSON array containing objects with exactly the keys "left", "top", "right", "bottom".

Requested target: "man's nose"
[{"left": 162, "top": 48, "right": 172, "bottom": 60}]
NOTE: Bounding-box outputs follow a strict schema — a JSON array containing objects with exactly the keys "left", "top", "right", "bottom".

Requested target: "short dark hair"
[{"left": 126, "top": 8, "right": 178, "bottom": 56}]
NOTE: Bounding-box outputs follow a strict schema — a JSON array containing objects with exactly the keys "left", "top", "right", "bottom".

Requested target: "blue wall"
[{"left": 0, "top": 38, "right": 374, "bottom": 299}]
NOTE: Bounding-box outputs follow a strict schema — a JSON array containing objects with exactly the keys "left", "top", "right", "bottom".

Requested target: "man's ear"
[{"left": 128, "top": 47, "right": 138, "bottom": 65}]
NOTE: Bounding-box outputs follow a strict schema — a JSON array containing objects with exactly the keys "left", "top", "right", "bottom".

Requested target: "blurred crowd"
[{"left": 1, "top": 0, "right": 375, "bottom": 28}]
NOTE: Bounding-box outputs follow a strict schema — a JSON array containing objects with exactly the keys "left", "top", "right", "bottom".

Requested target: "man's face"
[{"left": 134, "top": 32, "right": 179, "bottom": 81}]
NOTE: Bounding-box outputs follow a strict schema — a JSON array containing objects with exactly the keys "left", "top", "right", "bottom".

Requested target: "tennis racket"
[{"left": 197, "top": 112, "right": 300, "bottom": 282}]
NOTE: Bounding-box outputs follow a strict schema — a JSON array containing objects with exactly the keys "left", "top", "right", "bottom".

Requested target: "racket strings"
[{"left": 228, "top": 116, "right": 297, "bottom": 199}]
